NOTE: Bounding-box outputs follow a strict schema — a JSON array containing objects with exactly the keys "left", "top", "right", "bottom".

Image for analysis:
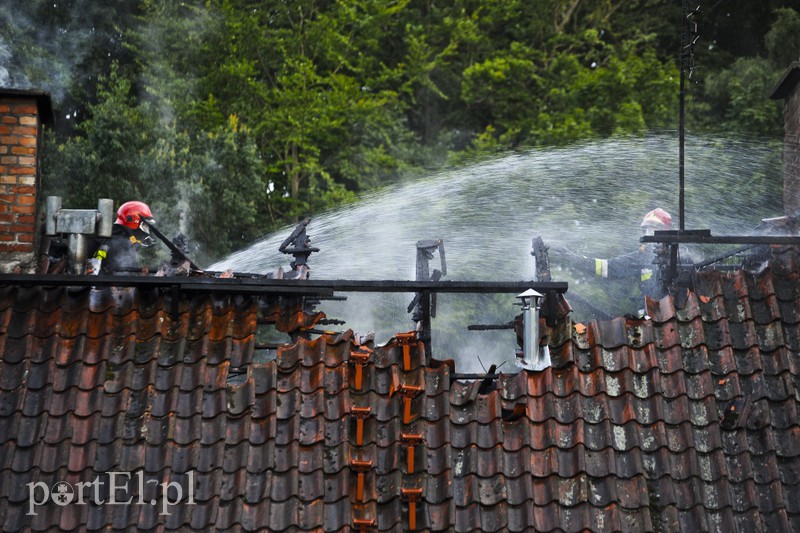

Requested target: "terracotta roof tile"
[{"left": 1, "top": 264, "right": 800, "bottom": 530}]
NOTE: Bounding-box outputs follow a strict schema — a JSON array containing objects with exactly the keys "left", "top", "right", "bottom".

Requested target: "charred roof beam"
[
  {"left": 0, "top": 274, "right": 567, "bottom": 295},
  {"left": 641, "top": 230, "right": 800, "bottom": 245}
]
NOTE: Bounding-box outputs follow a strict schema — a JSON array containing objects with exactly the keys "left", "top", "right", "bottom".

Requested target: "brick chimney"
[
  {"left": 769, "top": 61, "right": 800, "bottom": 215},
  {"left": 0, "top": 89, "right": 53, "bottom": 273}
]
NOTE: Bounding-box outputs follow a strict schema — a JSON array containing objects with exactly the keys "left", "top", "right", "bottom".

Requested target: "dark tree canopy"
[{"left": 0, "top": 0, "right": 796, "bottom": 263}]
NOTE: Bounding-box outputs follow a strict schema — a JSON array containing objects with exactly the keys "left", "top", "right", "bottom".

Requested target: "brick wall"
[{"left": 0, "top": 93, "right": 46, "bottom": 272}]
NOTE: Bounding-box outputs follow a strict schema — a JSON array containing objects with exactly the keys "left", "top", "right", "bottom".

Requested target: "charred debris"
[
  {"left": 13, "top": 192, "right": 800, "bottom": 386},
  {"left": 637, "top": 215, "right": 800, "bottom": 306},
  {"left": 18, "top": 208, "right": 570, "bottom": 381},
  {"left": 13, "top": 193, "right": 800, "bottom": 385}
]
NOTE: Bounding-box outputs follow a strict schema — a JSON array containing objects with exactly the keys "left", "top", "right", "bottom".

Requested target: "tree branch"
[{"left": 555, "top": 0, "right": 582, "bottom": 33}]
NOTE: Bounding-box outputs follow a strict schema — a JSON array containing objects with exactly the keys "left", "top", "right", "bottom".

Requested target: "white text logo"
[{"left": 27, "top": 471, "right": 195, "bottom": 516}]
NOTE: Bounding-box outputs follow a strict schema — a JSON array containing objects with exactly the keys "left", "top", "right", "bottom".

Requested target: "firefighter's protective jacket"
[
  {"left": 586, "top": 246, "right": 662, "bottom": 298},
  {"left": 90, "top": 224, "right": 146, "bottom": 274},
  {"left": 555, "top": 244, "right": 668, "bottom": 305}
]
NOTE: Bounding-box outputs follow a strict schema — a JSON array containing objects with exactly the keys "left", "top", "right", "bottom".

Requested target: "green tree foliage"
[
  {"left": 461, "top": 33, "right": 677, "bottom": 149},
  {"left": 701, "top": 57, "right": 784, "bottom": 136},
  {"left": 765, "top": 7, "right": 800, "bottom": 68},
  {"left": 42, "top": 64, "right": 270, "bottom": 261},
  {"left": 689, "top": 6, "right": 800, "bottom": 136},
  {"left": 43, "top": 64, "right": 164, "bottom": 206},
  {"left": 175, "top": 116, "right": 271, "bottom": 262},
  {"left": 21, "top": 1, "right": 799, "bottom": 263}
]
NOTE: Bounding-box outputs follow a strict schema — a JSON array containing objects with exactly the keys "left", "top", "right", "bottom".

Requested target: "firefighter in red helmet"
[
  {"left": 87, "top": 201, "right": 156, "bottom": 274},
  {"left": 550, "top": 207, "right": 678, "bottom": 314},
  {"left": 640, "top": 207, "right": 672, "bottom": 235}
]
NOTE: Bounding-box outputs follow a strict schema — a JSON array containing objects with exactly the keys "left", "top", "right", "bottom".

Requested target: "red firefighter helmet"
[
  {"left": 115, "top": 201, "right": 154, "bottom": 229},
  {"left": 641, "top": 208, "right": 672, "bottom": 230}
]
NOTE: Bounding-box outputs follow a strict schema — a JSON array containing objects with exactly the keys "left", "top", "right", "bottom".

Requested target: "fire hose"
[{"left": 141, "top": 221, "right": 202, "bottom": 272}]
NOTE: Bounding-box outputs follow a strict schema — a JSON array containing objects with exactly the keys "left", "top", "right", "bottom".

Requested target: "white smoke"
[
  {"left": 0, "top": 3, "right": 123, "bottom": 103},
  {"left": 0, "top": 35, "right": 11, "bottom": 86}
]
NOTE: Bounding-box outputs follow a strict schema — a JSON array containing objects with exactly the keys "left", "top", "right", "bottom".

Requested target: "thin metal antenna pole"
[{"left": 679, "top": 0, "right": 687, "bottom": 231}]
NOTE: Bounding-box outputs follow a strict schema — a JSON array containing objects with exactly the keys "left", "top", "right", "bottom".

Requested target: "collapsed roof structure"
[
  {"left": 2, "top": 54, "right": 800, "bottom": 532},
  {"left": 1, "top": 246, "right": 799, "bottom": 532}
]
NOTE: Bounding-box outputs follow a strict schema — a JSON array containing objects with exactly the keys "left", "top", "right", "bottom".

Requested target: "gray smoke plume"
[
  {"left": 0, "top": 35, "right": 11, "bottom": 87},
  {"left": 0, "top": 2, "right": 128, "bottom": 104}
]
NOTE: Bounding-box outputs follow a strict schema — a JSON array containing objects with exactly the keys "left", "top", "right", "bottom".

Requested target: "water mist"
[{"left": 212, "top": 133, "right": 783, "bottom": 372}]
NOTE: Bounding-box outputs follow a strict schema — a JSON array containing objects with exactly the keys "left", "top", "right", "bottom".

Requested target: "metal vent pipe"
[
  {"left": 97, "top": 198, "right": 114, "bottom": 237},
  {"left": 516, "top": 289, "right": 551, "bottom": 371},
  {"left": 45, "top": 196, "right": 61, "bottom": 236}
]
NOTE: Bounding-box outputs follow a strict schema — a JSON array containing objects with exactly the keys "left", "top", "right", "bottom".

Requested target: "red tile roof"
[{"left": 1, "top": 259, "right": 799, "bottom": 531}]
